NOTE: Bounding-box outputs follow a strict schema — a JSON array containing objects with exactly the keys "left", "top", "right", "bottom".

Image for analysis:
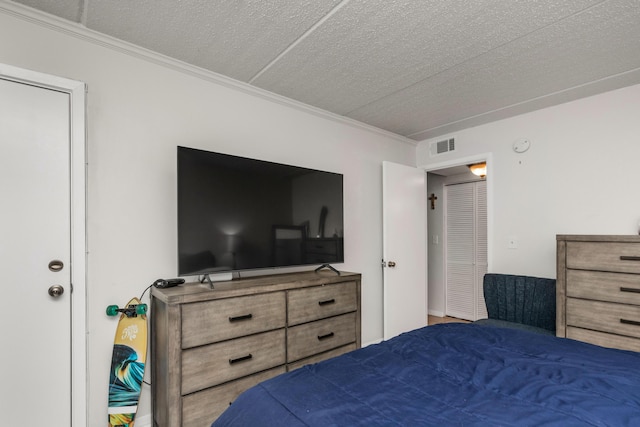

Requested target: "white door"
[
  {"left": 445, "top": 180, "right": 488, "bottom": 321},
  {"left": 0, "top": 76, "right": 73, "bottom": 424},
  {"left": 382, "top": 161, "right": 427, "bottom": 339}
]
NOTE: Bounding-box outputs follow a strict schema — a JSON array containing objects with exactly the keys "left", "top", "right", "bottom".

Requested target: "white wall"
[
  {"left": 426, "top": 173, "right": 445, "bottom": 316},
  {"left": 0, "top": 9, "right": 414, "bottom": 425},
  {"left": 418, "top": 83, "right": 640, "bottom": 280}
]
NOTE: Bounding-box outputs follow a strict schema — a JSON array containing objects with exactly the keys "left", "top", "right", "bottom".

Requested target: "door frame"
[
  {"left": 0, "top": 63, "right": 87, "bottom": 425},
  {"left": 421, "top": 153, "right": 493, "bottom": 317}
]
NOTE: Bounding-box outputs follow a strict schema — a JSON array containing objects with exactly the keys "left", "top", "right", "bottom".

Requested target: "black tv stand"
[
  {"left": 200, "top": 274, "right": 215, "bottom": 289},
  {"left": 315, "top": 264, "right": 340, "bottom": 275},
  {"left": 199, "top": 271, "right": 235, "bottom": 288}
]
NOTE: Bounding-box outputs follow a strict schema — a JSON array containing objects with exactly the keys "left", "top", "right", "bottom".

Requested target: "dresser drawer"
[
  {"left": 566, "top": 241, "right": 640, "bottom": 274},
  {"left": 567, "top": 269, "right": 640, "bottom": 305},
  {"left": 287, "top": 343, "right": 357, "bottom": 372},
  {"left": 182, "top": 292, "right": 286, "bottom": 348},
  {"left": 181, "top": 366, "right": 285, "bottom": 427},
  {"left": 288, "top": 282, "right": 357, "bottom": 326},
  {"left": 182, "top": 329, "right": 285, "bottom": 394},
  {"left": 566, "top": 326, "right": 640, "bottom": 353},
  {"left": 287, "top": 312, "right": 356, "bottom": 362},
  {"left": 566, "top": 298, "right": 640, "bottom": 339}
]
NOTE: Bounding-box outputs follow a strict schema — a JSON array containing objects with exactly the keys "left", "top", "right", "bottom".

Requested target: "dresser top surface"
[
  {"left": 557, "top": 234, "right": 640, "bottom": 243},
  {"left": 152, "top": 270, "right": 361, "bottom": 304}
]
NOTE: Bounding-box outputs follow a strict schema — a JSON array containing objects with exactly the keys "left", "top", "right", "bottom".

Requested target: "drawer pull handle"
[
  {"left": 229, "top": 314, "right": 253, "bottom": 322},
  {"left": 318, "top": 298, "right": 336, "bottom": 306},
  {"left": 620, "top": 287, "right": 640, "bottom": 294},
  {"left": 318, "top": 332, "right": 335, "bottom": 341},
  {"left": 620, "top": 319, "right": 640, "bottom": 327},
  {"left": 229, "top": 354, "right": 253, "bottom": 365},
  {"left": 620, "top": 256, "right": 640, "bottom": 261}
]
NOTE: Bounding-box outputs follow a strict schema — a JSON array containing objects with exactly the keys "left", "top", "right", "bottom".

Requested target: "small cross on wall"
[{"left": 428, "top": 193, "right": 437, "bottom": 210}]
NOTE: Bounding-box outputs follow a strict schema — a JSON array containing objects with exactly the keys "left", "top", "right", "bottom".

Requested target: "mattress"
[{"left": 212, "top": 323, "right": 640, "bottom": 426}]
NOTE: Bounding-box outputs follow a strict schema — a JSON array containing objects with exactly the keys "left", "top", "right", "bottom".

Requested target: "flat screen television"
[{"left": 177, "top": 146, "right": 344, "bottom": 277}]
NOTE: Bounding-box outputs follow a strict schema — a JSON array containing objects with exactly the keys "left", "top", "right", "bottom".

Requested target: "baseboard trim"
[{"left": 362, "top": 338, "right": 383, "bottom": 347}]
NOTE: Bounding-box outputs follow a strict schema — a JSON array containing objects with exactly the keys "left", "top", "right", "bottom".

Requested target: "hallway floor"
[{"left": 428, "top": 315, "right": 470, "bottom": 325}]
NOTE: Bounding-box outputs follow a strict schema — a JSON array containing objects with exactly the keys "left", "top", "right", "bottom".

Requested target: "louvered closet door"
[
  {"left": 446, "top": 183, "right": 475, "bottom": 319},
  {"left": 445, "top": 180, "right": 487, "bottom": 321}
]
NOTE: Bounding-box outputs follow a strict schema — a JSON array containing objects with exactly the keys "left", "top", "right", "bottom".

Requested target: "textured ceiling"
[{"left": 10, "top": 0, "right": 640, "bottom": 141}]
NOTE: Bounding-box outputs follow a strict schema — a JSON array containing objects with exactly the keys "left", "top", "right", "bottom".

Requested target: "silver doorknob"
[
  {"left": 388, "top": 261, "right": 396, "bottom": 268},
  {"left": 48, "top": 285, "right": 64, "bottom": 298}
]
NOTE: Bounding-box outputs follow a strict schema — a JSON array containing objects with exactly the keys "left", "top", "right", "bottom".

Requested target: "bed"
[{"left": 212, "top": 323, "right": 640, "bottom": 426}]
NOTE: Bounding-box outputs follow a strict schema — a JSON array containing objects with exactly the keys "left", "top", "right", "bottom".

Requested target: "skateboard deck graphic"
[{"left": 107, "top": 297, "right": 148, "bottom": 427}]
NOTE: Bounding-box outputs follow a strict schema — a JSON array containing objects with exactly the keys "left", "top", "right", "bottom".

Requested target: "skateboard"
[{"left": 106, "top": 297, "right": 148, "bottom": 427}]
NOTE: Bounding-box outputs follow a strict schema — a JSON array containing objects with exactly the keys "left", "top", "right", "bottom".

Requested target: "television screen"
[{"left": 177, "top": 146, "right": 344, "bottom": 276}]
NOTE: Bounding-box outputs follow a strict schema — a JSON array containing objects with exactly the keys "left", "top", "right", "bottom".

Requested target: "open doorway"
[{"left": 425, "top": 162, "right": 489, "bottom": 321}]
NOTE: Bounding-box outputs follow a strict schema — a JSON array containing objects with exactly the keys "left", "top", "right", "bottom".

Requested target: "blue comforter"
[{"left": 212, "top": 323, "right": 640, "bottom": 426}]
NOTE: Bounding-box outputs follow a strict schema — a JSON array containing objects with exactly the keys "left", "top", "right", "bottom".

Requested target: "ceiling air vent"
[{"left": 430, "top": 137, "right": 455, "bottom": 156}]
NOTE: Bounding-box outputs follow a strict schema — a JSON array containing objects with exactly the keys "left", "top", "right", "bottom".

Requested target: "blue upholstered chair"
[{"left": 475, "top": 273, "right": 556, "bottom": 335}]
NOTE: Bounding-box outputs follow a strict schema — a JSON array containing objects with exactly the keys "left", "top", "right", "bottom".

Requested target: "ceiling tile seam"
[
  {"left": 248, "top": 0, "right": 352, "bottom": 84},
  {"left": 406, "top": 65, "right": 640, "bottom": 140},
  {"left": 79, "top": 0, "right": 88, "bottom": 26},
  {"left": 343, "top": 0, "right": 611, "bottom": 118}
]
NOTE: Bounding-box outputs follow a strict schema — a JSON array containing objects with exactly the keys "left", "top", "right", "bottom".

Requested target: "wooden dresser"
[
  {"left": 151, "top": 270, "right": 361, "bottom": 427},
  {"left": 557, "top": 235, "right": 640, "bottom": 352}
]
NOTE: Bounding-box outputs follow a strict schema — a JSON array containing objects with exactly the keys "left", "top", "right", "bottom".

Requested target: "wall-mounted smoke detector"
[
  {"left": 430, "top": 137, "right": 455, "bottom": 156},
  {"left": 512, "top": 138, "right": 531, "bottom": 153}
]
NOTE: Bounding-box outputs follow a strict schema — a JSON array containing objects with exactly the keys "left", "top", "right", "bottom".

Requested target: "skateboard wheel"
[
  {"left": 136, "top": 304, "right": 148, "bottom": 315},
  {"left": 106, "top": 305, "right": 119, "bottom": 316}
]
